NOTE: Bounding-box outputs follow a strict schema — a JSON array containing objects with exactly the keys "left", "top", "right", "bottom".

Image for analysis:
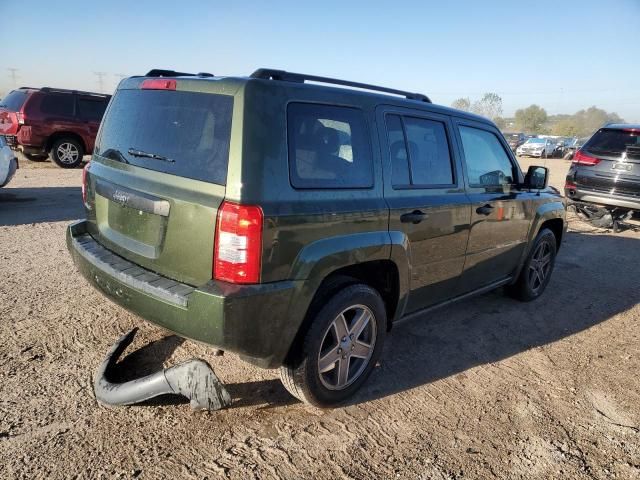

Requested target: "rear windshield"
[
  {"left": 96, "top": 89, "right": 233, "bottom": 185},
  {"left": 0, "top": 90, "right": 29, "bottom": 111},
  {"left": 586, "top": 128, "right": 640, "bottom": 159}
]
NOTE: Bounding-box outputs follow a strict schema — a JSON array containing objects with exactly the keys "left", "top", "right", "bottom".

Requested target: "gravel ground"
[{"left": 0, "top": 156, "right": 639, "bottom": 479}]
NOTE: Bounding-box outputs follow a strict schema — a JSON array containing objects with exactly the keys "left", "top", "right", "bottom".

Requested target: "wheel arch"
[{"left": 46, "top": 132, "right": 87, "bottom": 153}]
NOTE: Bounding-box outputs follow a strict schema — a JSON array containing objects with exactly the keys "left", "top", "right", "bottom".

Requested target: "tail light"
[
  {"left": 82, "top": 162, "right": 91, "bottom": 205},
  {"left": 564, "top": 180, "right": 577, "bottom": 190},
  {"left": 214, "top": 201, "right": 263, "bottom": 284},
  {"left": 16, "top": 112, "right": 25, "bottom": 125},
  {"left": 573, "top": 150, "right": 601, "bottom": 166}
]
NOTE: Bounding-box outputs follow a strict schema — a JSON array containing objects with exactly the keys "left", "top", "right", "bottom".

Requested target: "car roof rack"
[
  {"left": 250, "top": 68, "right": 431, "bottom": 103},
  {"left": 39, "top": 87, "right": 110, "bottom": 97},
  {"left": 146, "top": 69, "right": 214, "bottom": 78}
]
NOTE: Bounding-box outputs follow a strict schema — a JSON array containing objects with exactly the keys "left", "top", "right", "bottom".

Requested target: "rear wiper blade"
[
  {"left": 101, "top": 148, "right": 130, "bottom": 164},
  {"left": 127, "top": 148, "right": 174, "bottom": 163}
]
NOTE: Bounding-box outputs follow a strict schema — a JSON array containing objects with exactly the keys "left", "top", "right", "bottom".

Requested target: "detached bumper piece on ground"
[
  {"left": 570, "top": 201, "right": 639, "bottom": 233},
  {"left": 94, "top": 328, "right": 231, "bottom": 411}
]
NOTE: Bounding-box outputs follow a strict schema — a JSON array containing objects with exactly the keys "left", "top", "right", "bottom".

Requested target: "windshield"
[
  {"left": 0, "top": 90, "right": 29, "bottom": 111},
  {"left": 585, "top": 128, "right": 640, "bottom": 159},
  {"left": 525, "top": 138, "right": 545, "bottom": 144},
  {"left": 96, "top": 89, "right": 233, "bottom": 185}
]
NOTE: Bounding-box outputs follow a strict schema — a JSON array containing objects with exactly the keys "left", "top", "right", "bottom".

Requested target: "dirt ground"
[{"left": 1, "top": 155, "right": 639, "bottom": 479}]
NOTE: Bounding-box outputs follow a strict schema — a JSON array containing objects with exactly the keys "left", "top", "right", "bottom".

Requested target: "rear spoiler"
[{"left": 145, "top": 69, "right": 214, "bottom": 78}]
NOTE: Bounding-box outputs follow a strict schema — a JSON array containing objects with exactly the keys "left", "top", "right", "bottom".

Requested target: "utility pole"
[
  {"left": 93, "top": 71, "right": 107, "bottom": 93},
  {"left": 7, "top": 68, "right": 19, "bottom": 88}
]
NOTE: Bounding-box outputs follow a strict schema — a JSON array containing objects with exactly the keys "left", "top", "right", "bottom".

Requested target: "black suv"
[
  {"left": 67, "top": 68, "right": 566, "bottom": 406},
  {"left": 565, "top": 124, "right": 640, "bottom": 210}
]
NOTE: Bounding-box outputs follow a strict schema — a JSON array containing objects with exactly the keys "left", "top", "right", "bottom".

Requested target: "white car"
[
  {"left": 516, "top": 138, "right": 555, "bottom": 158},
  {"left": 0, "top": 136, "right": 18, "bottom": 187}
]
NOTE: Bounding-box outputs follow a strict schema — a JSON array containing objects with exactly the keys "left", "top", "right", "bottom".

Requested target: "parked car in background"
[
  {"left": 0, "top": 135, "right": 18, "bottom": 187},
  {"left": 552, "top": 137, "right": 572, "bottom": 158},
  {"left": 565, "top": 124, "right": 640, "bottom": 210},
  {"left": 516, "top": 137, "right": 555, "bottom": 158},
  {"left": 503, "top": 132, "right": 526, "bottom": 151},
  {"left": 563, "top": 137, "right": 588, "bottom": 160},
  {"left": 0, "top": 87, "right": 110, "bottom": 168},
  {"left": 67, "top": 68, "right": 566, "bottom": 407}
]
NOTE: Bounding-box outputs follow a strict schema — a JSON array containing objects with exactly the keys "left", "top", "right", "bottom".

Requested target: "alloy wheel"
[
  {"left": 528, "top": 241, "right": 552, "bottom": 293},
  {"left": 57, "top": 142, "right": 80, "bottom": 164},
  {"left": 317, "top": 304, "right": 377, "bottom": 390}
]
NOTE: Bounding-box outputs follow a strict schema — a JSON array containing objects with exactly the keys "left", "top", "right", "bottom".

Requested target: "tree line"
[{"left": 451, "top": 93, "right": 624, "bottom": 137}]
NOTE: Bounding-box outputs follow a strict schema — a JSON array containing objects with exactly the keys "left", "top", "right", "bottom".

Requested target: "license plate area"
[{"left": 612, "top": 162, "right": 632, "bottom": 172}]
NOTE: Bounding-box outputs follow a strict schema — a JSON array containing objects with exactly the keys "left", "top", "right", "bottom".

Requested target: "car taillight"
[
  {"left": 82, "top": 162, "right": 90, "bottom": 204},
  {"left": 214, "top": 201, "right": 263, "bottom": 284},
  {"left": 565, "top": 180, "right": 577, "bottom": 190},
  {"left": 573, "top": 150, "right": 601, "bottom": 165},
  {"left": 16, "top": 112, "right": 25, "bottom": 125},
  {"left": 141, "top": 79, "right": 177, "bottom": 90}
]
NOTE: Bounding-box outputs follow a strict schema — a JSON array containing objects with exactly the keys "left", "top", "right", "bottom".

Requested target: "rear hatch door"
[
  {"left": 577, "top": 128, "right": 640, "bottom": 196},
  {"left": 87, "top": 82, "right": 235, "bottom": 286},
  {"left": 0, "top": 89, "right": 30, "bottom": 136}
]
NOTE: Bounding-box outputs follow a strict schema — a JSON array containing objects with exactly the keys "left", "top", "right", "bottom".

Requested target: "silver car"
[
  {"left": 516, "top": 138, "right": 555, "bottom": 158},
  {"left": 0, "top": 136, "right": 18, "bottom": 187}
]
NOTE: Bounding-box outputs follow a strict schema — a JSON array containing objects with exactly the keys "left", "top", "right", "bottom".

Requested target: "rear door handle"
[
  {"left": 476, "top": 204, "right": 494, "bottom": 216},
  {"left": 400, "top": 210, "right": 429, "bottom": 224}
]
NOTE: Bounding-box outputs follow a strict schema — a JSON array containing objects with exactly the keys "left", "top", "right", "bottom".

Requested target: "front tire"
[
  {"left": 280, "top": 283, "right": 387, "bottom": 407},
  {"left": 506, "top": 228, "right": 557, "bottom": 301},
  {"left": 50, "top": 138, "right": 84, "bottom": 168}
]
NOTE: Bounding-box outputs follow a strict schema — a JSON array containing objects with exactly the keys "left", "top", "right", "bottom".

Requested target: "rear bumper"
[
  {"left": 67, "top": 220, "right": 304, "bottom": 368},
  {"left": 566, "top": 188, "right": 640, "bottom": 210},
  {"left": 517, "top": 150, "right": 544, "bottom": 157}
]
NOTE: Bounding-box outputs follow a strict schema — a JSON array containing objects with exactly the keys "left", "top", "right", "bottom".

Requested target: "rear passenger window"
[
  {"left": 288, "top": 103, "right": 373, "bottom": 189},
  {"left": 78, "top": 98, "right": 108, "bottom": 121},
  {"left": 459, "top": 126, "right": 515, "bottom": 187},
  {"left": 40, "top": 94, "right": 75, "bottom": 117},
  {"left": 386, "top": 114, "right": 454, "bottom": 187}
]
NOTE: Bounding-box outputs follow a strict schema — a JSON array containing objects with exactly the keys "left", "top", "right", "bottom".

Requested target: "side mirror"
[{"left": 525, "top": 165, "right": 549, "bottom": 190}]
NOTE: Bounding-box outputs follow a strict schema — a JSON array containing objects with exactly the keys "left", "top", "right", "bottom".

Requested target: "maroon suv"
[{"left": 0, "top": 87, "right": 110, "bottom": 168}]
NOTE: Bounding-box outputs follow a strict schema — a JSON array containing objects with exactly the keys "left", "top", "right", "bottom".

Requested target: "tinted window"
[
  {"left": 0, "top": 90, "right": 28, "bottom": 111},
  {"left": 78, "top": 97, "right": 109, "bottom": 121},
  {"left": 403, "top": 117, "right": 454, "bottom": 185},
  {"left": 586, "top": 128, "right": 640, "bottom": 159},
  {"left": 288, "top": 103, "right": 373, "bottom": 189},
  {"left": 386, "top": 114, "right": 454, "bottom": 187},
  {"left": 386, "top": 115, "right": 410, "bottom": 185},
  {"left": 459, "top": 126, "right": 515, "bottom": 187},
  {"left": 40, "top": 94, "right": 75, "bottom": 116},
  {"left": 97, "top": 89, "right": 233, "bottom": 185}
]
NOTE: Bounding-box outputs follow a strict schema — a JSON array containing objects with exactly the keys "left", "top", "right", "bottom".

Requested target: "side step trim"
[{"left": 396, "top": 277, "right": 513, "bottom": 325}]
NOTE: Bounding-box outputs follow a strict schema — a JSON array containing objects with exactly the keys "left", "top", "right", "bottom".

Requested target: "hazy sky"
[{"left": 1, "top": 0, "right": 638, "bottom": 121}]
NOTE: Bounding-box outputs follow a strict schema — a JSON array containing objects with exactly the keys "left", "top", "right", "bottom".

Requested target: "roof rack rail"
[
  {"left": 250, "top": 68, "right": 431, "bottom": 103},
  {"left": 145, "top": 69, "right": 214, "bottom": 78},
  {"left": 40, "top": 87, "right": 110, "bottom": 97}
]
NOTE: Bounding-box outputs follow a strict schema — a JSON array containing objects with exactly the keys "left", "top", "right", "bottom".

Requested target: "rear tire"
[
  {"left": 506, "top": 228, "right": 557, "bottom": 302},
  {"left": 279, "top": 283, "right": 387, "bottom": 407},
  {"left": 50, "top": 138, "right": 84, "bottom": 168}
]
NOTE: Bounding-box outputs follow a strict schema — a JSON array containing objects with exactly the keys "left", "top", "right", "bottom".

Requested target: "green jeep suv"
[{"left": 67, "top": 68, "right": 566, "bottom": 407}]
